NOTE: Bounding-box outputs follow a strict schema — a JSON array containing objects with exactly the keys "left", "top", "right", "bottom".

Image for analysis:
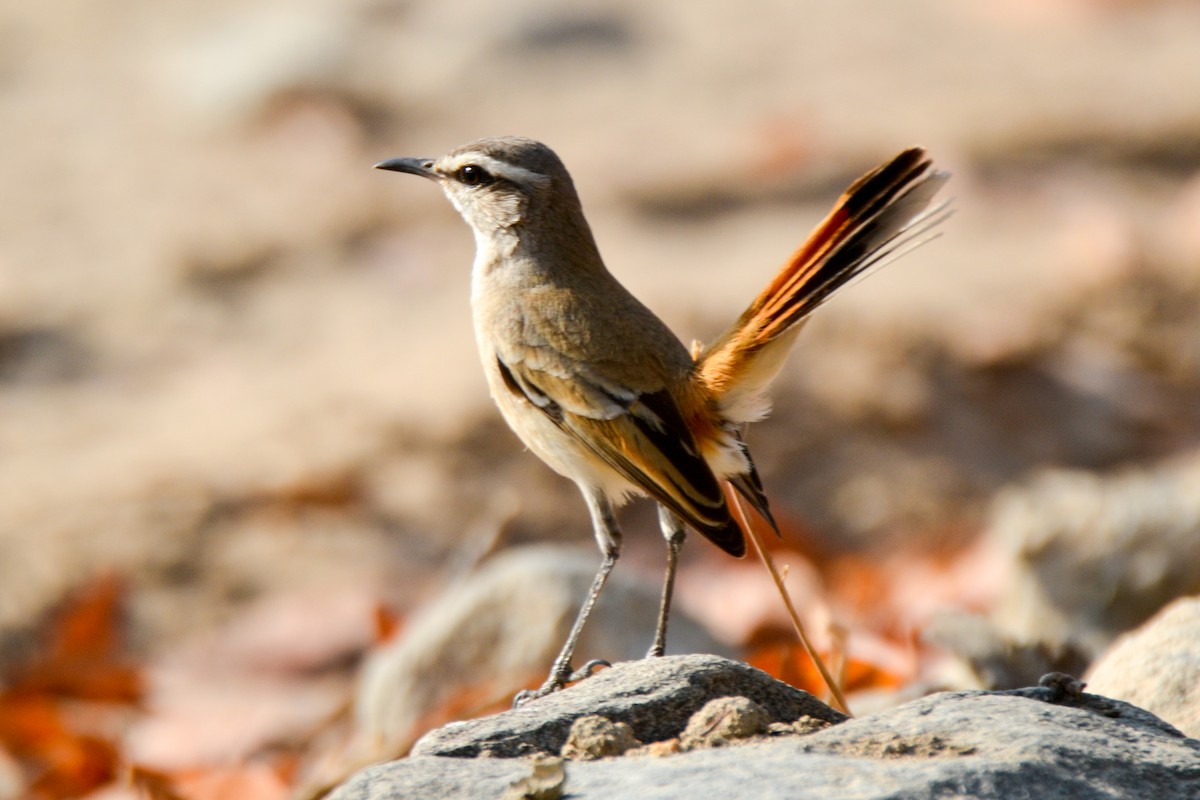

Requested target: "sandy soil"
[{"left": 3, "top": 0, "right": 1200, "bottom": 671}]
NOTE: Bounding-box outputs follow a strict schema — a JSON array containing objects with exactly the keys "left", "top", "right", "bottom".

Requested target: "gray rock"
[
  {"left": 987, "top": 456, "right": 1200, "bottom": 656},
  {"left": 409, "top": 654, "right": 844, "bottom": 758},
  {"left": 332, "top": 656, "right": 1200, "bottom": 800},
  {"left": 1087, "top": 595, "right": 1200, "bottom": 738},
  {"left": 678, "top": 696, "right": 770, "bottom": 750}
]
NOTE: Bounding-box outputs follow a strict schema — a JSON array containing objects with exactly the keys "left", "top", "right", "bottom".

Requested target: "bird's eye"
[{"left": 457, "top": 165, "right": 493, "bottom": 186}]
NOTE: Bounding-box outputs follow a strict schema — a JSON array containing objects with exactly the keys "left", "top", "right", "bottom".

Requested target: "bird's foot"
[{"left": 512, "top": 659, "right": 610, "bottom": 707}]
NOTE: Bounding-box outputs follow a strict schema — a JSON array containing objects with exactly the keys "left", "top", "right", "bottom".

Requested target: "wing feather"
[{"left": 496, "top": 355, "right": 745, "bottom": 556}]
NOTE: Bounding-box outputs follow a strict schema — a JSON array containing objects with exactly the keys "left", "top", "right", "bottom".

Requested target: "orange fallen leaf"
[
  {"left": 14, "top": 576, "right": 142, "bottom": 706},
  {"left": 746, "top": 636, "right": 906, "bottom": 697},
  {"left": 372, "top": 604, "right": 404, "bottom": 644},
  {"left": 0, "top": 575, "right": 142, "bottom": 799}
]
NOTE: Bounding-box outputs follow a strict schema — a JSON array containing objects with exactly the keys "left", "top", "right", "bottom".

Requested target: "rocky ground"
[
  {"left": 3, "top": 0, "right": 1200, "bottom": 797},
  {"left": 332, "top": 655, "right": 1200, "bottom": 800}
]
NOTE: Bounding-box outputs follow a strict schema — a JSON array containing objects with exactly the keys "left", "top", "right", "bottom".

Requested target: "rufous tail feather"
[{"left": 698, "top": 148, "right": 949, "bottom": 425}]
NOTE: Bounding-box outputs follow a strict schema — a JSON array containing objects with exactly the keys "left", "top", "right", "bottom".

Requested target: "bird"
[{"left": 375, "top": 137, "right": 948, "bottom": 703}]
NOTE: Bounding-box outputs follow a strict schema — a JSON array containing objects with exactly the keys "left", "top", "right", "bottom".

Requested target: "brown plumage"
[{"left": 376, "top": 139, "right": 948, "bottom": 701}]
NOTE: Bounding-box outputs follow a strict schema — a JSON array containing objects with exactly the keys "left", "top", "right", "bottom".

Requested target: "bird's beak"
[{"left": 374, "top": 157, "right": 439, "bottom": 180}]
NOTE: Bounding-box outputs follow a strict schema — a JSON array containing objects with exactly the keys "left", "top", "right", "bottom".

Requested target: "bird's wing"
[{"left": 494, "top": 349, "right": 745, "bottom": 556}]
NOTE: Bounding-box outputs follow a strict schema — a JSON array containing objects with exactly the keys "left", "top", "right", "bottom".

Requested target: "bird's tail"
[{"left": 696, "top": 148, "right": 949, "bottom": 424}]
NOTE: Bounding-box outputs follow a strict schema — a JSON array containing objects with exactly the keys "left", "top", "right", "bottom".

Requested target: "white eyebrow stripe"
[{"left": 441, "top": 153, "right": 551, "bottom": 188}]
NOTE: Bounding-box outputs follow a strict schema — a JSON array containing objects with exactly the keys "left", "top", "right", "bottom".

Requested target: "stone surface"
[
  {"left": 409, "top": 654, "right": 844, "bottom": 759},
  {"left": 332, "top": 657, "right": 1200, "bottom": 800},
  {"left": 559, "top": 716, "right": 639, "bottom": 761},
  {"left": 498, "top": 756, "right": 565, "bottom": 800},
  {"left": 678, "top": 696, "right": 770, "bottom": 750},
  {"left": 1087, "top": 595, "right": 1200, "bottom": 738}
]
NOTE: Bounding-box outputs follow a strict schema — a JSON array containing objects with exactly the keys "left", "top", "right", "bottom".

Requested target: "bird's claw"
[
  {"left": 512, "top": 659, "right": 611, "bottom": 707},
  {"left": 567, "top": 658, "right": 610, "bottom": 682}
]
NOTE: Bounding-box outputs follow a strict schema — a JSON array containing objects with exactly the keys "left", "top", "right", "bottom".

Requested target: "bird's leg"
[
  {"left": 514, "top": 489, "right": 621, "bottom": 706},
  {"left": 647, "top": 505, "right": 687, "bottom": 658}
]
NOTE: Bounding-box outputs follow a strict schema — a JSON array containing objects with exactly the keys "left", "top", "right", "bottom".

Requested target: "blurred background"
[{"left": 4, "top": 0, "right": 1200, "bottom": 797}]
